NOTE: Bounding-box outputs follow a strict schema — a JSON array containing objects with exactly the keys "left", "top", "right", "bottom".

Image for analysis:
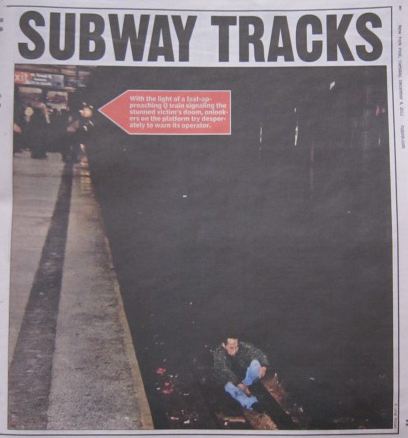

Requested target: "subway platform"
[{"left": 8, "top": 150, "right": 153, "bottom": 431}]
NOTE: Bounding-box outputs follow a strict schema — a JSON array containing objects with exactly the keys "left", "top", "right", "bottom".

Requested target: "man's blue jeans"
[{"left": 224, "top": 360, "right": 261, "bottom": 409}]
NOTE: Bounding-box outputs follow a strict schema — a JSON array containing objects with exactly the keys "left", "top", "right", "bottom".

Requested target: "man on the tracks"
[{"left": 214, "top": 337, "right": 269, "bottom": 411}]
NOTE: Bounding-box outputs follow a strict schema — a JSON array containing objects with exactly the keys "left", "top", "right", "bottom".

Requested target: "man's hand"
[
  {"left": 259, "top": 366, "right": 267, "bottom": 378},
  {"left": 238, "top": 383, "right": 251, "bottom": 396}
]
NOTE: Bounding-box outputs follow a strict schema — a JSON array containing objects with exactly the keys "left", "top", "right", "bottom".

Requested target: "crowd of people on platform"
[{"left": 13, "top": 101, "right": 93, "bottom": 162}]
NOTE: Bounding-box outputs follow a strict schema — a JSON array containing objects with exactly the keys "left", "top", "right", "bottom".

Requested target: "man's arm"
[
  {"left": 214, "top": 348, "right": 240, "bottom": 385},
  {"left": 240, "top": 342, "right": 270, "bottom": 370}
]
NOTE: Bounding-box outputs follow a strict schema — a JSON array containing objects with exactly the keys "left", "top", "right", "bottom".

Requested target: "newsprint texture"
[{"left": 0, "top": 0, "right": 407, "bottom": 437}]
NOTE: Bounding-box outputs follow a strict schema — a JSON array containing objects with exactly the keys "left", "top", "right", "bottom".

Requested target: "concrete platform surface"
[{"left": 8, "top": 150, "right": 153, "bottom": 431}]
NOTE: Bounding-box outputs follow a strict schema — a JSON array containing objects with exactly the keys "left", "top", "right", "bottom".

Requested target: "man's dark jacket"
[{"left": 214, "top": 341, "right": 269, "bottom": 386}]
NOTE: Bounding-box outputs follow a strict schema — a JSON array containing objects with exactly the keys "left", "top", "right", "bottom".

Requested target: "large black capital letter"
[
  {"left": 356, "top": 13, "right": 382, "bottom": 61},
  {"left": 148, "top": 16, "right": 175, "bottom": 62},
  {"left": 239, "top": 16, "right": 265, "bottom": 62},
  {"left": 327, "top": 14, "right": 354, "bottom": 61},
  {"left": 296, "top": 15, "right": 323, "bottom": 62},
  {"left": 18, "top": 11, "right": 45, "bottom": 59},
  {"left": 211, "top": 16, "right": 237, "bottom": 62},
  {"left": 50, "top": 13, "right": 75, "bottom": 60},
  {"left": 79, "top": 14, "right": 106, "bottom": 60},
  {"left": 109, "top": 14, "right": 150, "bottom": 61},
  {"left": 268, "top": 16, "right": 294, "bottom": 62},
  {"left": 172, "top": 15, "right": 197, "bottom": 62}
]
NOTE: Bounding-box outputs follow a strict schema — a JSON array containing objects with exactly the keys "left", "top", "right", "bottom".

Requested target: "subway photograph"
[{"left": 9, "top": 64, "right": 395, "bottom": 431}]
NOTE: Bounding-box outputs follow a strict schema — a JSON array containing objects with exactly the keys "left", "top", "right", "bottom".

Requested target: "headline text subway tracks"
[{"left": 19, "top": 12, "right": 383, "bottom": 62}]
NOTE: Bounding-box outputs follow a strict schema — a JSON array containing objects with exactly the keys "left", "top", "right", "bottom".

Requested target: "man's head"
[{"left": 222, "top": 338, "right": 239, "bottom": 357}]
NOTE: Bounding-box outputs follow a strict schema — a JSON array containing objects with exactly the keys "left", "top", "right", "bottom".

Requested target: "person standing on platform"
[{"left": 29, "top": 108, "right": 48, "bottom": 159}]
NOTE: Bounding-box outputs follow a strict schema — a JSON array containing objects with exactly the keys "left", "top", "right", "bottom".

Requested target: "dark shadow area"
[{"left": 83, "top": 66, "right": 394, "bottom": 430}]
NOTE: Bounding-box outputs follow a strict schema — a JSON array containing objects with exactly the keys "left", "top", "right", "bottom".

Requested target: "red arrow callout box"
[{"left": 99, "top": 90, "right": 231, "bottom": 135}]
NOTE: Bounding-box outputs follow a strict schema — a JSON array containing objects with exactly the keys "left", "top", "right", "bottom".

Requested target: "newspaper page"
[{"left": 0, "top": 0, "right": 407, "bottom": 436}]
